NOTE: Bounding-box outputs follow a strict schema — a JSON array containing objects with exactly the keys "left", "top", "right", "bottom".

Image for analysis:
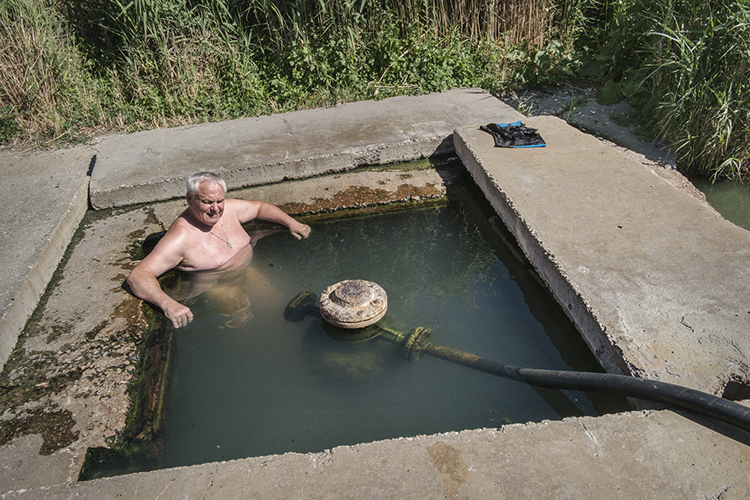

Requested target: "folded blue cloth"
[{"left": 480, "top": 121, "right": 546, "bottom": 148}]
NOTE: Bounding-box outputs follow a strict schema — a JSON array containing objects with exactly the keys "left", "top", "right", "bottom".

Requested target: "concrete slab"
[
  {"left": 0, "top": 146, "right": 95, "bottom": 370},
  {"left": 455, "top": 117, "right": 750, "bottom": 396},
  {"left": 503, "top": 88, "right": 676, "bottom": 170},
  {"left": 3, "top": 409, "right": 750, "bottom": 499},
  {"left": 90, "top": 88, "right": 523, "bottom": 209}
]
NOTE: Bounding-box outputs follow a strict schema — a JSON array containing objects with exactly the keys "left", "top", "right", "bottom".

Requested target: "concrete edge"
[
  {"left": 0, "top": 178, "right": 90, "bottom": 368},
  {"left": 90, "top": 136, "right": 453, "bottom": 210},
  {"left": 453, "top": 125, "right": 631, "bottom": 377},
  {"left": 4, "top": 407, "right": 750, "bottom": 499}
]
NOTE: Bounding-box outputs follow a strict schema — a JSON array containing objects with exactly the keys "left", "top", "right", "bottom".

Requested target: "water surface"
[
  {"left": 689, "top": 175, "right": 750, "bottom": 231},
  {"left": 160, "top": 177, "right": 626, "bottom": 469}
]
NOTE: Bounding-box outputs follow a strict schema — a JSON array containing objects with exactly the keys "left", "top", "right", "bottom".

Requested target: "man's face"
[{"left": 187, "top": 181, "right": 225, "bottom": 227}]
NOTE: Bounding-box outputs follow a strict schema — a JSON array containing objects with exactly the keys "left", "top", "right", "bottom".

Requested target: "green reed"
[
  {"left": 0, "top": 0, "right": 102, "bottom": 142},
  {"left": 649, "top": 5, "right": 749, "bottom": 180},
  {"left": 1, "top": 0, "right": 577, "bottom": 145},
  {"left": 587, "top": 0, "right": 749, "bottom": 180}
]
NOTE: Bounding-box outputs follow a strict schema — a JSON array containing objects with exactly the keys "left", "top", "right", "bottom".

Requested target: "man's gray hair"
[{"left": 186, "top": 172, "right": 227, "bottom": 196}]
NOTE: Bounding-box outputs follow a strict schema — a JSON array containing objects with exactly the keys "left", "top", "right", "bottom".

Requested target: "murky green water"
[
  {"left": 689, "top": 176, "right": 750, "bottom": 232},
  {"left": 158, "top": 173, "right": 627, "bottom": 470}
]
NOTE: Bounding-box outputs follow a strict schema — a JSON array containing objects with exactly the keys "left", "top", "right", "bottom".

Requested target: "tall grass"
[
  {"left": 1, "top": 0, "right": 576, "bottom": 145},
  {"left": 5, "top": 0, "right": 747, "bottom": 181},
  {"left": 0, "top": 0, "right": 103, "bottom": 142},
  {"left": 647, "top": 5, "right": 750, "bottom": 180},
  {"left": 587, "top": 0, "right": 750, "bottom": 180}
]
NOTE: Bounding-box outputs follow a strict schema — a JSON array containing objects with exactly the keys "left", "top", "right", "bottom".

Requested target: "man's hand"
[
  {"left": 241, "top": 200, "right": 311, "bottom": 240},
  {"left": 163, "top": 300, "right": 194, "bottom": 328},
  {"left": 290, "top": 222, "right": 311, "bottom": 240}
]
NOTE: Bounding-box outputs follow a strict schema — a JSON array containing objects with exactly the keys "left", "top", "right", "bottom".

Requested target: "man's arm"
[
  {"left": 231, "top": 199, "right": 311, "bottom": 239},
  {"left": 126, "top": 231, "right": 194, "bottom": 328}
]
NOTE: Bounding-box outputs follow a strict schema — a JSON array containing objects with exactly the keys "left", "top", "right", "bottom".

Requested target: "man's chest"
[{"left": 180, "top": 234, "right": 237, "bottom": 271}]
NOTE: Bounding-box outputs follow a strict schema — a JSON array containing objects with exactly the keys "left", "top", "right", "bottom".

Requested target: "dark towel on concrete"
[{"left": 480, "top": 121, "right": 546, "bottom": 148}]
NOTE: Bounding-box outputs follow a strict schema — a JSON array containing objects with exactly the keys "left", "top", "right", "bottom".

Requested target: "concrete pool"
[
  {"left": 79, "top": 163, "right": 628, "bottom": 478},
  {"left": 2, "top": 89, "right": 750, "bottom": 498}
]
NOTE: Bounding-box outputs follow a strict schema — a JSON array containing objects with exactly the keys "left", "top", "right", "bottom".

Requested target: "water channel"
[{"left": 688, "top": 175, "right": 750, "bottom": 232}]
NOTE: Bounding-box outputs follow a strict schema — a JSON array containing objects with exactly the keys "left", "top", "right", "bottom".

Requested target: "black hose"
[
  {"left": 427, "top": 344, "right": 750, "bottom": 433},
  {"left": 284, "top": 293, "right": 750, "bottom": 433}
]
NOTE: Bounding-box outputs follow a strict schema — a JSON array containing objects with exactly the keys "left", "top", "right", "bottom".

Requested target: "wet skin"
[{"left": 127, "top": 180, "right": 311, "bottom": 328}]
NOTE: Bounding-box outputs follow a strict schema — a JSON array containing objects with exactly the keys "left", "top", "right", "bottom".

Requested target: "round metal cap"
[{"left": 319, "top": 280, "right": 388, "bottom": 329}]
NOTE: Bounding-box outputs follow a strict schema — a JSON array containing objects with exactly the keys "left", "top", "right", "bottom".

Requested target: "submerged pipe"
[
  {"left": 378, "top": 324, "right": 750, "bottom": 434},
  {"left": 286, "top": 291, "right": 750, "bottom": 434}
]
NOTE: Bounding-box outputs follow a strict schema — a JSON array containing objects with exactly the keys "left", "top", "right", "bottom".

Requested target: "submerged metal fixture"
[
  {"left": 286, "top": 282, "right": 750, "bottom": 434},
  {"left": 319, "top": 280, "right": 388, "bottom": 329}
]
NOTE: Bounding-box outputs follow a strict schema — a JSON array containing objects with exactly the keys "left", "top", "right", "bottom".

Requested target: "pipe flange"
[{"left": 320, "top": 280, "right": 388, "bottom": 329}]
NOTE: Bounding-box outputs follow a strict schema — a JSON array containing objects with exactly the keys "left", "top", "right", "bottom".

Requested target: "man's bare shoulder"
[
  {"left": 131, "top": 213, "right": 193, "bottom": 277},
  {"left": 150, "top": 213, "right": 194, "bottom": 256},
  {"left": 166, "top": 211, "right": 195, "bottom": 233},
  {"left": 225, "top": 198, "right": 262, "bottom": 223}
]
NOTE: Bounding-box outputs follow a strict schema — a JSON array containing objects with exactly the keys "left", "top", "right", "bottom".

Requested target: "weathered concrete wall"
[
  {"left": 91, "top": 89, "right": 523, "bottom": 209},
  {"left": 0, "top": 147, "right": 94, "bottom": 371},
  {"left": 5, "top": 410, "right": 750, "bottom": 499}
]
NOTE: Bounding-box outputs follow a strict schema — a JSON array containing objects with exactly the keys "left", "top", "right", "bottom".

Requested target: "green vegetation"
[
  {"left": 0, "top": 0, "right": 578, "bottom": 143},
  {"left": 580, "top": 0, "right": 749, "bottom": 180},
  {"left": 0, "top": 0, "right": 748, "bottom": 180}
]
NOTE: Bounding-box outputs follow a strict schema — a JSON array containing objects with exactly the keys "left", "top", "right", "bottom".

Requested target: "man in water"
[{"left": 127, "top": 171, "right": 311, "bottom": 328}]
